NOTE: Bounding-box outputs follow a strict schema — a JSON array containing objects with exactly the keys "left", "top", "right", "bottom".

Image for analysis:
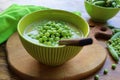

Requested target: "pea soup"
[{"left": 23, "top": 20, "right": 83, "bottom": 46}]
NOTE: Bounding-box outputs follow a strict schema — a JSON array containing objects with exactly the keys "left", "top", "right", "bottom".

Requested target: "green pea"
[
  {"left": 44, "top": 41, "right": 48, "bottom": 45},
  {"left": 104, "top": 69, "right": 108, "bottom": 74},
  {"left": 43, "top": 26, "right": 49, "bottom": 30},
  {"left": 57, "top": 28, "right": 62, "bottom": 33},
  {"left": 64, "top": 25, "right": 69, "bottom": 29},
  {"left": 49, "top": 38, "right": 54, "bottom": 42},
  {"left": 55, "top": 33, "right": 60, "bottom": 37},
  {"left": 94, "top": 75, "right": 99, "bottom": 80},
  {"left": 52, "top": 30, "right": 57, "bottom": 34},
  {"left": 112, "top": 64, "right": 117, "bottom": 70},
  {"left": 55, "top": 37, "right": 60, "bottom": 41},
  {"left": 61, "top": 30, "right": 67, "bottom": 36},
  {"left": 51, "top": 35, "right": 55, "bottom": 38},
  {"left": 39, "top": 33, "right": 44, "bottom": 37},
  {"left": 45, "top": 32, "right": 50, "bottom": 37},
  {"left": 39, "top": 38, "right": 43, "bottom": 43},
  {"left": 51, "top": 23, "right": 56, "bottom": 27},
  {"left": 55, "top": 24, "right": 60, "bottom": 29},
  {"left": 42, "top": 36, "right": 48, "bottom": 41},
  {"left": 116, "top": 5, "right": 120, "bottom": 8},
  {"left": 47, "top": 30, "right": 52, "bottom": 34},
  {"left": 42, "top": 30, "right": 46, "bottom": 33},
  {"left": 46, "top": 42, "right": 52, "bottom": 45}
]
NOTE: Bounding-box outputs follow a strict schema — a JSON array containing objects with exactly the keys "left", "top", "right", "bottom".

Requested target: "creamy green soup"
[{"left": 23, "top": 20, "right": 83, "bottom": 46}]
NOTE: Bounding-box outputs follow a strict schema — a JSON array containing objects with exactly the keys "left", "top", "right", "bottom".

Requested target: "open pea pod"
[
  {"left": 107, "top": 32, "right": 120, "bottom": 62},
  {"left": 107, "top": 44, "right": 119, "bottom": 62}
]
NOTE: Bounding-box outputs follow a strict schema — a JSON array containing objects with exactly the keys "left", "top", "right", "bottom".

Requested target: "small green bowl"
[
  {"left": 17, "top": 9, "right": 89, "bottom": 66},
  {"left": 84, "top": 0, "right": 120, "bottom": 22}
]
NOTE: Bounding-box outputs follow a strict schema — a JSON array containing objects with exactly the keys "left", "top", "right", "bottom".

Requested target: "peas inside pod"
[
  {"left": 87, "top": 0, "right": 120, "bottom": 8},
  {"left": 107, "top": 35, "right": 120, "bottom": 56},
  {"left": 25, "top": 20, "right": 82, "bottom": 46},
  {"left": 107, "top": 32, "right": 120, "bottom": 62}
]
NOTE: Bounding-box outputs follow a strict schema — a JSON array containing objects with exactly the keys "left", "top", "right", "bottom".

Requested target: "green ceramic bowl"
[
  {"left": 17, "top": 9, "right": 89, "bottom": 66},
  {"left": 84, "top": 0, "right": 120, "bottom": 22}
]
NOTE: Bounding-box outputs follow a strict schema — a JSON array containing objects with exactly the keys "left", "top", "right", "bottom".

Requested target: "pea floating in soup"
[{"left": 24, "top": 20, "right": 83, "bottom": 46}]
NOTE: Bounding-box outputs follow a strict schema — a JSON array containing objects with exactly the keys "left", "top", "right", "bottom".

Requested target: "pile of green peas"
[
  {"left": 87, "top": 0, "right": 120, "bottom": 8},
  {"left": 28, "top": 21, "right": 74, "bottom": 46}
]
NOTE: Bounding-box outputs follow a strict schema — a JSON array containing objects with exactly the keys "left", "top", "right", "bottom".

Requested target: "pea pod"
[
  {"left": 107, "top": 44, "right": 119, "bottom": 62},
  {"left": 93, "top": 1, "right": 105, "bottom": 6},
  {"left": 112, "top": 29, "right": 120, "bottom": 34},
  {"left": 110, "top": 32, "right": 120, "bottom": 40}
]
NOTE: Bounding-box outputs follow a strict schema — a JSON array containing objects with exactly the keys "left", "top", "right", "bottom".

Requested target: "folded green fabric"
[
  {"left": 0, "top": 4, "right": 49, "bottom": 44},
  {"left": 0, "top": 4, "right": 81, "bottom": 44}
]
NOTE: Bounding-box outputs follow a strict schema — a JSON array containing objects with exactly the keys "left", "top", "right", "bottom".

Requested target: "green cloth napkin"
[
  {"left": 0, "top": 4, "right": 81, "bottom": 44},
  {"left": 0, "top": 4, "right": 49, "bottom": 44}
]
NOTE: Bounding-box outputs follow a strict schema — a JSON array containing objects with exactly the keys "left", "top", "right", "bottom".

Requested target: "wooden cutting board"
[{"left": 6, "top": 23, "right": 112, "bottom": 80}]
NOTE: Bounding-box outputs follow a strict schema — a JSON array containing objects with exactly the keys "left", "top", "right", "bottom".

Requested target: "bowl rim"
[
  {"left": 84, "top": 0, "right": 120, "bottom": 10},
  {"left": 17, "top": 9, "right": 90, "bottom": 48}
]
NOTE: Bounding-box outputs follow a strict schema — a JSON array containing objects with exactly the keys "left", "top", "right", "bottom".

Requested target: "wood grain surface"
[
  {"left": 0, "top": 0, "right": 120, "bottom": 80},
  {"left": 6, "top": 30, "right": 107, "bottom": 80}
]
